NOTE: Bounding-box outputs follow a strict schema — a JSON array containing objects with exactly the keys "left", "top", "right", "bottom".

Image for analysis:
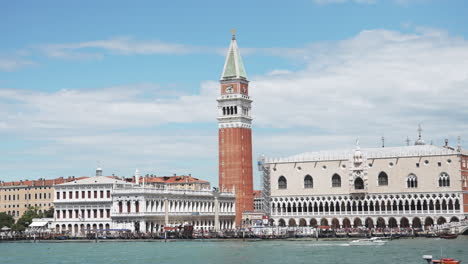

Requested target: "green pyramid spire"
[{"left": 221, "top": 31, "right": 247, "bottom": 80}]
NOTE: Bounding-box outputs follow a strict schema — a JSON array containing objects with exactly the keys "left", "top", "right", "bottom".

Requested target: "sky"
[{"left": 1, "top": 0, "right": 468, "bottom": 187}]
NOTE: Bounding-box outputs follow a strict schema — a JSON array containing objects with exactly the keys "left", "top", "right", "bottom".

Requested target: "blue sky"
[{"left": 1, "top": 0, "right": 468, "bottom": 187}]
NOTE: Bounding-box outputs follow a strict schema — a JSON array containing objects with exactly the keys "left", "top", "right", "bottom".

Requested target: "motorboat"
[
  {"left": 423, "top": 255, "right": 461, "bottom": 264},
  {"left": 349, "top": 237, "right": 387, "bottom": 246},
  {"left": 439, "top": 233, "right": 458, "bottom": 239}
]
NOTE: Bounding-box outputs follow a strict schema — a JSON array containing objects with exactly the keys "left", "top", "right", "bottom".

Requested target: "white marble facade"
[
  {"left": 262, "top": 144, "right": 467, "bottom": 228},
  {"left": 53, "top": 176, "right": 235, "bottom": 236},
  {"left": 53, "top": 176, "right": 127, "bottom": 236},
  {"left": 111, "top": 186, "right": 235, "bottom": 233}
]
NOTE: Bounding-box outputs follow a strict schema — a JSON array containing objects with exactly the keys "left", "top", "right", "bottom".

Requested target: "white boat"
[{"left": 349, "top": 237, "right": 388, "bottom": 246}]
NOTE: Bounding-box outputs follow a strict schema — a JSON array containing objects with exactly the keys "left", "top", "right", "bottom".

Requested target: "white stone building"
[
  {"left": 260, "top": 141, "right": 468, "bottom": 229},
  {"left": 111, "top": 185, "right": 236, "bottom": 233},
  {"left": 53, "top": 170, "right": 236, "bottom": 236},
  {"left": 53, "top": 175, "right": 130, "bottom": 235}
]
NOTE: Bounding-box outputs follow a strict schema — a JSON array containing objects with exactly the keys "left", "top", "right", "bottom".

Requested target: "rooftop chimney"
[{"left": 96, "top": 167, "right": 103, "bottom": 177}]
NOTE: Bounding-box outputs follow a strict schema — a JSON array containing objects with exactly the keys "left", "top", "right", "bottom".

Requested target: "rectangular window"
[
  {"left": 88, "top": 191, "right": 91, "bottom": 199},
  {"left": 100, "top": 190, "right": 103, "bottom": 198},
  {"left": 81, "top": 210, "right": 85, "bottom": 219},
  {"left": 63, "top": 192, "right": 66, "bottom": 199},
  {"left": 416, "top": 163, "right": 420, "bottom": 168},
  {"left": 63, "top": 210, "right": 66, "bottom": 219},
  {"left": 94, "top": 191, "right": 97, "bottom": 199},
  {"left": 68, "top": 210, "right": 72, "bottom": 218},
  {"left": 25, "top": 194, "right": 27, "bottom": 200},
  {"left": 82, "top": 191, "right": 85, "bottom": 199},
  {"left": 75, "top": 191, "right": 79, "bottom": 199},
  {"left": 56, "top": 210, "right": 60, "bottom": 219},
  {"left": 56, "top": 192, "right": 60, "bottom": 200},
  {"left": 34, "top": 193, "right": 37, "bottom": 199},
  {"left": 87, "top": 210, "right": 91, "bottom": 218},
  {"left": 438, "top": 162, "right": 442, "bottom": 167},
  {"left": 48, "top": 193, "right": 51, "bottom": 199},
  {"left": 106, "top": 209, "right": 110, "bottom": 218},
  {"left": 100, "top": 209, "right": 103, "bottom": 218},
  {"left": 93, "top": 209, "right": 97, "bottom": 218},
  {"left": 28, "top": 194, "right": 31, "bottom": 200},
  {"left": 75, "top": 210, "right": 79, "bottom": 218},
  {"left": 39, "top": 193, "right": 42, "bottom": 199},
  {"left": 107, "top": 190, "right": 111, "bottom": 198},
  {"left": 69, "top": 191, "right": 72, "bottom": 199}
]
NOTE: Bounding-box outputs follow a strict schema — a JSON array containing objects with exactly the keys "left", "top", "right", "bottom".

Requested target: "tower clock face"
[{"left": 225, "top": 85, "right": 233, "bottom": 93}]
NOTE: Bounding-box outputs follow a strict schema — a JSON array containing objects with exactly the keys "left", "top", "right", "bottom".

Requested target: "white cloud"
[
  {"left": 250, "top": 28, "right": 468, "bottom": 140},
  {"left": 0, "top": 82, "right": 218, "bottom": 131},
  {"left": 41, "top": 37, "right": 212, "bottom": 60},
  {"left": 1, "top": 27, "right": 468, "bottom": 183},
  {"left": 0, "top": 58, "right": 36, "bottom": 71}
]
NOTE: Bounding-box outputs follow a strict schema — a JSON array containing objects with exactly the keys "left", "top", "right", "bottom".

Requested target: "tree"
[
  {"left": 41, "top": 207, "right": 54, "bottom": 218},
  {"left": 13, "top": 206, "right": 40, "bottom": 232},
  {"left": 0, "top": 212, "right": 14, "bottom": 229}
]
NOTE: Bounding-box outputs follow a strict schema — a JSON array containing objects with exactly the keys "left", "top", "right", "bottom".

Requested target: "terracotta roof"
[
  {"left": 253, "top": 190, "right": 262, "bottom": 198},
  {"left": 139, "top": 175, "right": 209, "bottom": 184},
  {"left": 0, "top": 176, "right": 88, "bottom": 187}
]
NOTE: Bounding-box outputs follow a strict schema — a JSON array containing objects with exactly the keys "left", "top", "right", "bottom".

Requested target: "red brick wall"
[{"left": 219, "top": 127, "right": 254, "bottom": 226}]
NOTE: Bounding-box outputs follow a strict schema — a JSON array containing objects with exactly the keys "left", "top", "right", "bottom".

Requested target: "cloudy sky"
[{"left": 1, "top": 0, "right": 467, "bottom": 187}]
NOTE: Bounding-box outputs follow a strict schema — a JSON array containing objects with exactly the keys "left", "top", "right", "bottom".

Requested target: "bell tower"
[{"left": 217, "top": 30, "right": 254, "bottom": 226}]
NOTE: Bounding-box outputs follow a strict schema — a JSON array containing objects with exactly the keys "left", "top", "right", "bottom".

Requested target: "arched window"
[
  {"left": 278, "top": 176, "right": 287, "bottom": 189},
  {"left": 407, "top": 174, "right": 418, "bottom": 188},
  {"left": 304, "top": 175, "right": 313, "bottom": 189},
  {"left": 438, "top": 172, "right": 450, "bottom": 187},
  {"left": 332, "top": 174, "right": 341, "bottom": 188},
  {"left": 378, "top": 172, "right": 388, "bottom": 186},
  {"left": 354, "top": 178, "right": 364, "bottom": 190}
]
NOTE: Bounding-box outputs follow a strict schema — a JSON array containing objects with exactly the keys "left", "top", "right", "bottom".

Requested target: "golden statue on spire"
[{"left": 231, "top": 28, "right": 236, "bottom": 40}]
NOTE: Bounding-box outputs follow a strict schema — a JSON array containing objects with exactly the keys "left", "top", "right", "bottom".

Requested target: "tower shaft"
[{"left": 217, "top": 32, "right": 254, "bottom": 226}]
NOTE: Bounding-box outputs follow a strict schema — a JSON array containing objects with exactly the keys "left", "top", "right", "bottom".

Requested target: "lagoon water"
[{"left": 1, "top": 237, "right": 467, "bottom": 264}]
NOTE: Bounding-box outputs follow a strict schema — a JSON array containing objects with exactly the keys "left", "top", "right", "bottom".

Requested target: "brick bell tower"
[{"left": 218, "top": 30, "right": 254, "bottom": 226}]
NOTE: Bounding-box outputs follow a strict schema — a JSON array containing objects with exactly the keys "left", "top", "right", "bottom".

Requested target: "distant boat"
[
  {"left": 349, "top": 237, "right": 387, "bottom": 246},
  {"left": 423, "top": 255, "right": 461, "bottom": 264},
  {"left": 439, "top": 234, "right": 458, "bottom": 239}
]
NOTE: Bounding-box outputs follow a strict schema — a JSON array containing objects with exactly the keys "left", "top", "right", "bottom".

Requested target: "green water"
[{"left": 1, "top": 237, "right": 467, "bottom": 264}]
